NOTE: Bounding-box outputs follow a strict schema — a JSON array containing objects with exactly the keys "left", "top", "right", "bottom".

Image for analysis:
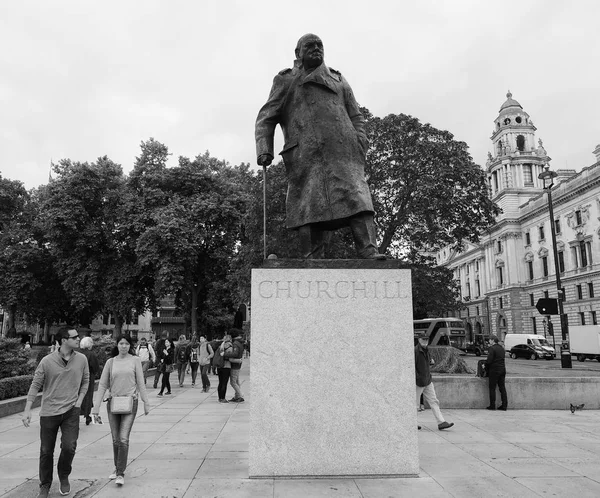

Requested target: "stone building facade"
[{"left": 437, "top": 92, "right": 600, "bottom": 345}]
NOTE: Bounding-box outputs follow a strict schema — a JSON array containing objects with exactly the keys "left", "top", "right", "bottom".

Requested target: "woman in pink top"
[{"left": 92, "top": 335, "right": 150, "bottom": 487}]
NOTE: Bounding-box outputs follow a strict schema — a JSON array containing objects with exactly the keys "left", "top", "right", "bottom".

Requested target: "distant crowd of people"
[{"left": 22, "top": 327, "right": 247, "bottom": 497}]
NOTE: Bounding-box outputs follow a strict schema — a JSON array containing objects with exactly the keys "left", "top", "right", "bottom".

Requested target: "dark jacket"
[
  {"left": 485, "top": 343, "right": 506, "bottom": 372},
  {"left": 223, "top": 337, "right": 244, "bottom": 370},
  {"left": 175, "top": 341, "right": 190, "bottom": 365},
  {"left": 415, "top": 343, "right": 432, "bottom": 387},
  {"left": 160, "top": 346, "right": 174, "bottom": 366},
  {"left": 210, "top": 340, "right": 223, "bottom": 365},
  {"left": 255, "top": 63, "right": 374, "bottom": 229},
  {"left": 154, "top": 339, "right": 166, "bottom": 361}
]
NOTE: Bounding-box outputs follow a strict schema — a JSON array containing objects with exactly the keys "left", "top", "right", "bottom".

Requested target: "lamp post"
[{"left": 538, "top": 165, "right": 571, "bottom": 368}]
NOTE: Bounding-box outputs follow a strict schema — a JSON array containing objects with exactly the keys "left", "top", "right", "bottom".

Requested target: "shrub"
[
  {"left": 0, "top": 375, "right": 34, "bottom": 401},
  {"left": 430, "top": 346, "right": 475, "bottom": 374},
  {"left": 0, "top": 338, "right": 36, "bottom": 380}
]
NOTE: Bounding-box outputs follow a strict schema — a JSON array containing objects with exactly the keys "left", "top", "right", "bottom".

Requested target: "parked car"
[
  {"left": 509, "top": 344, "right": 553, "bottom": 360},
  {"left": 463, "top": 335, "right": 489, "bottom": 356}
]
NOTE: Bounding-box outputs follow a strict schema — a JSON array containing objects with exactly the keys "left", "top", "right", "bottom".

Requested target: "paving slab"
[{"left": 2, "top": 360, "right": 600, "bottom": 498}]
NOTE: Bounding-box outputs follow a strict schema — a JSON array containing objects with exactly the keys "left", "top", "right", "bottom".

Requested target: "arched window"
[{"left": 516, "top": 135, "right": 525, "bottom": 151}]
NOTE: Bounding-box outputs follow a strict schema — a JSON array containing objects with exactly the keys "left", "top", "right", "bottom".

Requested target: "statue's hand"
[{"left": 257, "top": 154, "right": 273, "bottom": 167}]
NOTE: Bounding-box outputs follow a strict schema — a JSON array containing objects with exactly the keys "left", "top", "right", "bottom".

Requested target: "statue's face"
[{"left": 300, "top": 36, "right": 324, "bottom": 69}]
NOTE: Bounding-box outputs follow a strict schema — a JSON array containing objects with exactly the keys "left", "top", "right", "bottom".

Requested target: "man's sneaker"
[
  {"left": 219, "top": 399, "right": 229, "bottom": 403},
  {"left": 438, "top": 421, "right": 454, "bottom": 431},
  {"left": 157, "top": 393, "right": 163, "bottom": 397},
  {"left": 37, "top": 484, "right": 50, "bottom": 498},
  {"left": 109, "top": 470, "right": 117, "bottom": 479},
  {"left": 229, "top": 397, "right": 244, "bottom": 403},
  {"left": 115, "top": 475, "right": 125, "bottom": 486},
  {"left": 59, "top": 477, "right": 70, "bottom": 495},
  {"left": 191, "top": 383, "right": 195, "bottom": 387}
]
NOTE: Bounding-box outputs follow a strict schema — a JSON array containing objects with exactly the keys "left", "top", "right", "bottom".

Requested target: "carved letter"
[
  {"left": 334, "top": 281, "right": 349, "bottom": 298},
  {"left": 276, "top": 280, "right": 292, "bottom": 298},
  {"left": 317, "top": 281, "right": 334, "bottom": 298},
  {"left": 259, "top": 281, "right": 273, "bottom": 298},
  {"left": 352, "top": 280, "right": 367, "bottom": 298}
]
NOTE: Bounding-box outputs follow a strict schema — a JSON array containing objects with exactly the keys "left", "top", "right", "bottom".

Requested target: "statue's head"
[{"left": 294, "top": 33, "right": 324, "bottom": 69}]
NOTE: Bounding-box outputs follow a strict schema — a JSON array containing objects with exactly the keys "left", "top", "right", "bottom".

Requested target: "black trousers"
[
  {"left": 488, "top": 369, "right": 508, "bottom": 408},
  {"left": 217, "top": 368, "right": 231, "bottom": 400}
]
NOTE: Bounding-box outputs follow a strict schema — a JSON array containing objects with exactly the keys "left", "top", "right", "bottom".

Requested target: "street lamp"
[{"left": 538, "top": 165, "right": 571, "bottom": 368}]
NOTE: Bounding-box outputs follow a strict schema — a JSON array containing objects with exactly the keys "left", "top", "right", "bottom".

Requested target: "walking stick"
[{"left": 262, "top": 164, "right": 267, "bottom": 260}]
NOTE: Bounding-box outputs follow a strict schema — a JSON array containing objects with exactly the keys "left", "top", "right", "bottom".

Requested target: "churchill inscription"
[{"left": 258, "top": 280, "right": 409, "bottom": 299}]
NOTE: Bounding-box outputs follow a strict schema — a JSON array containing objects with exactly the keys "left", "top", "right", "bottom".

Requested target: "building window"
[
  {"left": 544, "top": 290, "right": 549, "bottom": 298},
  {"left": 554, "top": 219, "right": 561, "bottom": 234},
  {"left": 528, "top": 261, "right": 534, "bottom": 280},
  {"left": 532, "top": 317, "right": 537, "bottom": 334},
  {"left": 516, "top": 135, "right": 525, "bottom": 152},
  {"left": 523, "top": 164, "right": 533, "bottom": 185},
  {"left": 499, "top": 297, "right": 503, "bottom": 309},
  {"left": 587, "top": 242, "right": 593, "bottom": 264},
  {"left": 530, "top": 293, "right": 535, "bottom": 306},
  {"left": 497, "top": 267, "right": 504, "bottom": 286},
  {"left": 542, "top": 256, "right": 549, "bottom": 277},
  {"left": 525, "top": 232, "right": 531, "bottom": 245},
  {"left": 476, "top": 279, "right": 481, "bottom": 296},
  {"left": 575, "top": 210, "right": 582, "bottom": 225},
  {"left": 558, "top": 251, "right": 565, "bottom": 273},
  {"left": 492, "top": 171, "right": 499, "bottom": 191},
  {"left": 539, "top": 226, "right": 545, "bottom": 240},
  {"left": 577, "top": 284, "right": 583, "bottom": 300},
  {"left": 579, "top": 312, "right": 586, "bottom": 325},
  {"left": 466, "top": 282, "right": 471, "bottom": 298},
  {"left": 476, "top": 306, "right": 480, "bottom": 316},
  {"left": 476, "top": 260, "right": 479, "bottom": 271},
  {"left": 497, "top": 240, "right": 502, "bottom": 253},
  {"left": 102, "top": 314, "right": 109, "bottom": 326},
  {"left": 580, "top": 241, "right": 588, "bottom": 267},
  {"left": 589, "top": 283, "right": 595, "bottom": 298},
  {"left": 592, "top": 311, "right": 598, "bottom": 325}
]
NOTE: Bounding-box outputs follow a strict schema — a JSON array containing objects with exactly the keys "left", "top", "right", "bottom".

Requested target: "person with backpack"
[
  {"left": 136, "top": 337, "right": 156, "bottom": 385},
  {"left": 174, "top": 334, "right": 190, "bottom": 388},
  {"left": 198, "top": 335, "right": 214, "bottom": 392},
  {"left": 215, "top": 334, "right": 233, "bottom": 403},
  {"left": 152, "top": 331, "right": 168, "bottom": 389},
  {"left": 209, "top": 337, "right": 223, "bottom": 375},
  {"left": 188, "top": 335, "right": 201, "bottom": 387},
  {"left": 223, "top": 329, "right": 245, "bottom": 402}
]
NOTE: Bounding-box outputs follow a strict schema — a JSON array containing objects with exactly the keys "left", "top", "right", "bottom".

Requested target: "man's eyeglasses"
[{"left": 68, "top": 335, "right": 80, "bottom": 340}]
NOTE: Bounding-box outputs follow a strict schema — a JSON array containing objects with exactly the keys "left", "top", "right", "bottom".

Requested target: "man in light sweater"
[{"left": 22, "top": 327, "right": 90, "bottom": 498}]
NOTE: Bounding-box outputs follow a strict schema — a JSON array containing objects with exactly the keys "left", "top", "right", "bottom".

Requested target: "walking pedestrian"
[
  {"left": 79, "top": 337, "right": 100, "bottom": 426},
  {"left": 175, "top": 334, "right": 190, "bottom": 387},
  {"left": 152, "top": 332, "right": 168, "bottom": 389},
  {"left": 216, "top": 334, "right": 233, "bottom": 403},
  {"left": 22, "top": 327, "right": 89, "bottom": 498},
  {"left": 485, "top": 335, "right": 508, "bottom": 411},
  {"left": 415, "top": 337, "right": 454, "bottom": 431},
  {"left": 188, "top": 335, "right": 201, "bottom": 387},
  {"left": 92, "top": 334, "right": 150, "bottom": 487},
  {"left": 135, "top": 337, "right": 156, "bottom": 385},
  {"left": 157, "top": 339, "right": 174, "bottom": 396},
  {"left": 198, "top": 335, "right": 214, "bottom": 392},
  {"left": 224, "top": 329, "right": 245, "bottom": 402}
]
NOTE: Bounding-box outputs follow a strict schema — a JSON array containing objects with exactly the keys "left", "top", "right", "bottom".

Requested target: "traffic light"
[
  {"left": 547, "top": 321, "right": 554, "bottom": 336},
  {"left": 557, "top": 288, "right": 566, "bottom": 301}
]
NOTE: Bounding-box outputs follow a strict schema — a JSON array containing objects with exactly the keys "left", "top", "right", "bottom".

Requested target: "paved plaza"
[{"left": 1, "top": 361, "right": 600, "bottom": 497}]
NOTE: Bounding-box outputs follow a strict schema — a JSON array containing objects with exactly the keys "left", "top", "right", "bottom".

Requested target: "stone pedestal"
[{"left": 249, "top": 260, "right": 419, "bottom": 478}]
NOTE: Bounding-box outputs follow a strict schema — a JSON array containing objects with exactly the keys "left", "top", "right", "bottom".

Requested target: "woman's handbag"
[
  {"left": 109, "top": 359, "right": 134, "bottom": 414},
  {"left": 111, "top": 396, "right": 134, "bottom": 414},
  {"left": 165, "top": 363, "right": 174, "bottom": 373}
]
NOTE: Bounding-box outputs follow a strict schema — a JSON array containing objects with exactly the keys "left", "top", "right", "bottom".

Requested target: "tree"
[
  {"left": 363, "top": 109, "right": 500, "bottom": 256},
  {"left": 135, "top": 151, "right": 250, "bottom": 336},
  {"left": 41, "top": 157, "right": 148, "bottom": 334}
]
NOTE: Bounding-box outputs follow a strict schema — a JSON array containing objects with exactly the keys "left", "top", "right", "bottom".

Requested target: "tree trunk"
[
  {"left": 113, "top": 315, "right": 123, "bottom": 338},
  {"left": 7, "top": 305, "right": 17, "bottom": 338},
  {"left": 191, "top": 284, "right": 198, "bottom": 337},
  {"left": 43, "top": 321, "right": 50, "bottom": 343}
]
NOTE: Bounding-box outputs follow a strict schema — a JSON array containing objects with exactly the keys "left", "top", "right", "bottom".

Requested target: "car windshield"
[{"left": 532, "top": 338, "right": 550, "bottom": 347}]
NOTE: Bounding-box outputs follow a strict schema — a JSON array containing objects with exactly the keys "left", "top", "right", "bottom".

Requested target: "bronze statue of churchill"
[{"left": 255, "top": 34, "right": 384, "bottom": 260}]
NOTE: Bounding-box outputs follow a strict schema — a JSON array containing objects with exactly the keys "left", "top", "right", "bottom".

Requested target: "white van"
[{"left": 504, "top": 334, "right": 556, "bottom": 358}]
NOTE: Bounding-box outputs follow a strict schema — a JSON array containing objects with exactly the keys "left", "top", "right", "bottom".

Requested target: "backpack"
[
  {"left": 190, "top": 346, "right": 199, "bottom": 363},
  {"left": 212, "top": 349, "right": 225, "bottom": 368},
  {"left": 178, "top": 345, "right": 188, "bottom": 363}
]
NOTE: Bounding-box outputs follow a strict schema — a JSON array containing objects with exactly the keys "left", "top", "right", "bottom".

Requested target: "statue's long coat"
[{"left": 255, "top": 63, "right": 374, "bottom": 229}]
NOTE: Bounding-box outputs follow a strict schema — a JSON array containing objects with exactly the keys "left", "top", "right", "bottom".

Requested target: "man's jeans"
[
  {"left": 107, "top": 398, "right": 139, "bottom": 476},
  {"left": 200, "top": 364, "right": 211, "bottom": 390},
  {"left": 229, "top": 368, "right": 243, "bottom": 399},
  {"left": 39, "top": 406, "right": 80, "bottom": 487}
]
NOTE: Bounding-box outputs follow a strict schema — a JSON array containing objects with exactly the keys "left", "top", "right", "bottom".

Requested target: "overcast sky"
[{"left": 1, "top": 0, "right": 598, "bottom": 189}]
